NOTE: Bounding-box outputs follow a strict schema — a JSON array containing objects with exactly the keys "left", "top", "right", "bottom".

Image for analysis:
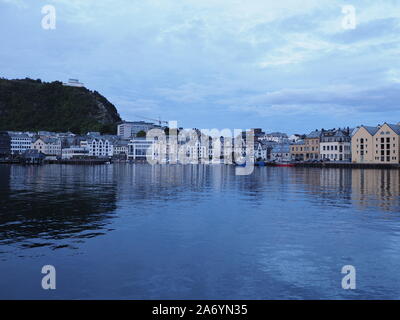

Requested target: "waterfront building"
[
  {"left": 184, "top": 139, "right": 208, "bottom": 163},
  {"left": 262, "top": 132, "right": 289, "bottom": 144},
  {"left": 352, "top": 123, "right": 400, "bottom": 163},
  {"left": 113, "top": 140, "right": 130, "bottom": 158},
  {"left": 0, "top": 132, "right": 11, "bottom": 158},
  {"left": 304, "top": 130, "right": 322, "bottom": 160},
  {"left": 290, "top": 140, "right": 305, "bottom": 161},
  {"left": 117, "top": 121, "right": 162, "bottom": 139},
  {"left": 31, "top": 137, "right": 62, "bottom": 156},
  {"left": 7, "top": 132, "right": 32, "bottom": 155},
  {"left": 271, "top": 144, "right": 291, "bottom": 162},
  {"left": 87, "top": 137, "right": 114, "bottom": 158},
  {"left": 61, "top": 146, "right": 89, "bottom": 159},
  {"left": 128, "top": 138, "right": 156, "bottom": 161},
  {"left": 240, "top": 128, "right": 266, "bottom": 145},
  {"left": 21, "top": 149, "right": 46, "bottom": 164},
  {"left": 254, "top": 141, "right": 270, "bottom": 161},
  {"left": 320, "top": 128, "right": 352, "bottom": 162}
]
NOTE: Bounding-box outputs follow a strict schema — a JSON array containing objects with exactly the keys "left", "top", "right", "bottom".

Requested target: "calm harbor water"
[{"left": 0, "top": 164, "right": 400, "bottom": 299}]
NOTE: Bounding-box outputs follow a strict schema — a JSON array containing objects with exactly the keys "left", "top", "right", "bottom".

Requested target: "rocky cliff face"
[{"left": 0, "top": 78, "right": 122, "bottom": 134}]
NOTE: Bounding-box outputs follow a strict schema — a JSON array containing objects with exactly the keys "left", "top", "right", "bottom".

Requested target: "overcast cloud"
[{"left": 1, "top": 0, "right": 399, "bottom": 133}]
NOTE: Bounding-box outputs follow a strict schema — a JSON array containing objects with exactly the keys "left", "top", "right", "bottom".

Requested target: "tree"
[{"left": 136, "top": 130, "right": 146, "bottom": 138}]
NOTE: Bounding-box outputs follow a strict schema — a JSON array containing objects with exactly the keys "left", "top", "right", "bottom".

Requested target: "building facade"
[
  {"left": 290, "top": 140, "right": 305, "bottom": 161},
  {"left": 31, "top": 137, "right": 62, "bottom": 156},
  {"left": 8, "top": 132, "right": 32, "bottom": 155},
  {"left": 87, "top": 138, "right": 114, "bottom": 157},
  {"left": 61, "top": 147, "right": 89, "bottom": 159},
  {"left": 117, "top": 121, "right": 161, "bottom": 139},
  {"left": 271, "top": 144, "right": 291, "bottom": 162},
  {"left": 128, "top": 138, "right": 155, "bottom": 161},
  {"left": 304, "top": 130, "right": 321, "bottom": 160},
  {"left": 63, "top": 79, "right": 84, "bottom": 87},
  {"left": 113, "top": 140, "right": 129, "bottom": 158},
  {"left": 262, "top": 132, "right": 289, "bottom": 144},
  {"left": 352, "top": 123, "right": 400, "bottom": 164},
  {"left": 320, "top": 128, "right": 352, "bottom": 161}
]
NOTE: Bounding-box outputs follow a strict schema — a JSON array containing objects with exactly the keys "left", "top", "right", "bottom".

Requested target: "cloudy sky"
[{"left": 1, "top": 0, "right": 400, "bottom": 134}]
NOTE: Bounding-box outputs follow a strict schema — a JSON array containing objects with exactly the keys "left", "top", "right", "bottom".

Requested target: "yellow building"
[
  {"left": 304, "top": 130, "right": 321, "bottom": 160},
  {"left": 352, "top": 123, "right": 400, "bottom": 163},
  {"left": 290, "top": 140, "right": 305, "bottom": 161}
]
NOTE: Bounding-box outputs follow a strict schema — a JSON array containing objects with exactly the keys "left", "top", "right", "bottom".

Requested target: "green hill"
[{"left": 0, "top": 78, "right": 122, "bottom": 134}]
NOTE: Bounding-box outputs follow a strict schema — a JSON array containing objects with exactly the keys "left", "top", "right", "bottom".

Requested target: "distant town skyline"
[{"left": 1, "top": 0, "right": 400, "bottom": 133}]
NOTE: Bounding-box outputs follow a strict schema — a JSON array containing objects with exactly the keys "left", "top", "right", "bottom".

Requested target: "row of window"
[
  {"left": 358, "top": 137, "right": 397, "bottom": 143},
  {"left": 374, "top": 156, "right": 397, "bottom": 162}
]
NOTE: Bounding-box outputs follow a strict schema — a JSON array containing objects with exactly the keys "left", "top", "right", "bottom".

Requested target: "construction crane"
[{"left": 133, "top": 114, "right": 169, "bottom": 126}]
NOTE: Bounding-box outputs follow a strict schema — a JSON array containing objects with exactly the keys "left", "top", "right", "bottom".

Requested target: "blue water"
[{"left": 0, "top": 164, "right": 399, "bottom": 299}]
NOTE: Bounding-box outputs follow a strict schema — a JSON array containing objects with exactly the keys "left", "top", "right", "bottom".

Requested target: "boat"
[
  {"left": 275, "top": 162, "right": 295, "bottom": 167},
  {"left": 234, "top": 162, "right": 246, "bottom": 167}
]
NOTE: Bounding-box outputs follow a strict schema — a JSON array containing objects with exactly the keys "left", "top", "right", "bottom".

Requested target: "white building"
[
  {"left": 254, "top": 141, "right": 268, "bottom": 160},
  {"left": 261, "top": 132, "right": 289, "bottom": 144},
  {"left": 8, "top": 132, "right": 32, "bottom": 155},
  {"left": 63, "top": 79, "right": 84, "bottom": 87},
  {"left": 117, "top": 121, "right": 161, "bottom": 139},
  {"left": 87, "top": 138, "right": 114, "bottom": 157},
  {"left": 61, "top": 146, "right": 89, "bottom": 159},
  {"left": 128, "top": 138, "right": 156, "bottom": 161},
  {"left": 320, "top": 128, "right": 352, "bottom": 161}
]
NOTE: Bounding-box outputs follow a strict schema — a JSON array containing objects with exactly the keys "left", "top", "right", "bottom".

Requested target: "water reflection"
[
  {"left": 351, "top": 169, "right": 400, "bottom": 212},
  {"left": 1, "top": 165, "right": 400, "bottom": 251},
  {"left": 0, "top": 165, "right": 117, "bottom": 251},
  {"left": 1, "top": 164, "right": 400, "bottom": 299}
]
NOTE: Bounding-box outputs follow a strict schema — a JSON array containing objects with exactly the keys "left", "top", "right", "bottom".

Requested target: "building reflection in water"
[
  {"left": 351, "top": 169, "right": 400, "bottom": 212},
  {"left": 1, "top": 164, "right": 399, "bottom": 254},
  {"left": 290, "top": 167, "right": 400, "bottom": 212}
]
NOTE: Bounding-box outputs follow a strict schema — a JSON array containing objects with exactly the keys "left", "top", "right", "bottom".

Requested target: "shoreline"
[
  {"left": 1, "top": 160, "right": 400, "bottom": 169},
  {"left": 292, "top": 162, "right": 400, "bottom": 169}
]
